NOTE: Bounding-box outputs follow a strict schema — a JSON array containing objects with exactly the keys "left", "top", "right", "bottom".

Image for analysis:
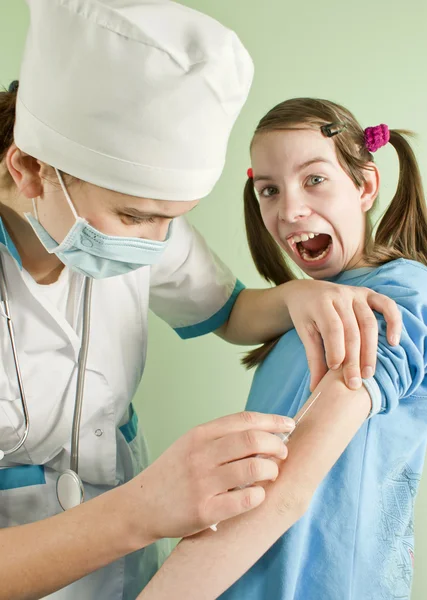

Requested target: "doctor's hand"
[
  {"left": 282, "top": 279, "right": 402, "bottom": 392},
  {"left": 126, "top": 411, "right": 294, "bottom": 540}
]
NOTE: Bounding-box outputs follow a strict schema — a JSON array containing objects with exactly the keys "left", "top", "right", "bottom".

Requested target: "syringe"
[{"left": 210, "top": 391, "right": 322, "bottom": 532}]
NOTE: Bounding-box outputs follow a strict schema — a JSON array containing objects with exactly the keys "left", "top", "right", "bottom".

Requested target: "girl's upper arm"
[{"left": 360, "top": 261, "right": 427, "bottom": 413}]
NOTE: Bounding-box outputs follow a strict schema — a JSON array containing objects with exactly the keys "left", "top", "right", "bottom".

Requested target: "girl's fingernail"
[
  {"left": 348, "top": 377, "right": 362, "bottom": 390},
  {"left": 362, "top": 367, "right": 374, "bottom": 379},
  {"left": 391, "top": 335, "right": 400, "bottom": 346}
]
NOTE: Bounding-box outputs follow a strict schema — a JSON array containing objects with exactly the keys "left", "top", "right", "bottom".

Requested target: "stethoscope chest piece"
[{"left": 56, "top": 469, "right": 84, "bottom": 511}]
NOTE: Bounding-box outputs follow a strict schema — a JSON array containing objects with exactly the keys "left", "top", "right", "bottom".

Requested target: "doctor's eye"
[{"left": 120, "top": 214, "right": 156, "bottom": 226}]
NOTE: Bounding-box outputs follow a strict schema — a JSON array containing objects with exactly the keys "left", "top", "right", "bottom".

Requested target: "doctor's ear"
[{"left": 5, "top": 145, "right": 44, "bottom": 198}]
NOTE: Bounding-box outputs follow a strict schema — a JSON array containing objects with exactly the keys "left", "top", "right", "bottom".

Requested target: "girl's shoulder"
[{"left": 358, "top": 259, "right": 427, "bottom": 295}]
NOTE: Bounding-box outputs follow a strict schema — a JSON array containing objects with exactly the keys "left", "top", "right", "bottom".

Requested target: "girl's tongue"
[
  {"left": 297, "top": 234, "right": 332, "bottom": 261},
  {"left": 299, "top": 234, "right": 331, "bottom": 253}
]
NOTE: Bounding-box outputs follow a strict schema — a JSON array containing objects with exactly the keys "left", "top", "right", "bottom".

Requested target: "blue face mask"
[{"left": 25, "top": 169, "right": 172, "bottom": 279}]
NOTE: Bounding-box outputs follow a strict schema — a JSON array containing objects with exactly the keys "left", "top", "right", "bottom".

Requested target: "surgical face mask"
[{"left": 25, "top": 169, "right": 172, "bottom": 279}]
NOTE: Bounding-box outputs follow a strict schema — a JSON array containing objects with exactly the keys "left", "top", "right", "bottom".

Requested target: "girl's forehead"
[
  {"left": 253, "top": 128, "right": 331, "bottom": 148},
  {"left": 251, "top": 129, "right": 338, "bottom": 169}
]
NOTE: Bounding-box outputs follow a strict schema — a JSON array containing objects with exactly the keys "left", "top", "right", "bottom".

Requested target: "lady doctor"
[{"left": 0, "top": 1, "right": 401, "bottom": 599}]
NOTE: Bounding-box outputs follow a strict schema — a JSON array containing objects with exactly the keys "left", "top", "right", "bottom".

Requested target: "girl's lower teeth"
[{"left": 299, "top": 242, "right": 331, "bottom": 262}]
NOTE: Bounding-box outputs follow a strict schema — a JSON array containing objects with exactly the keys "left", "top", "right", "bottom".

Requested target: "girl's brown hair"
[{"left": 243, "top": 98, "right": 427, "bottom": 368}]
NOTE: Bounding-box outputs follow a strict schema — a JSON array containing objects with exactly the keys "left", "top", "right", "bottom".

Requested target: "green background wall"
[{"left": 1, "top": 1, "right": 427, "bottom": 596}]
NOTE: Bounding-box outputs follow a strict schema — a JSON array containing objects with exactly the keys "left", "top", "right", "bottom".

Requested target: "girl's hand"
[{"left": 282, "top": 279, "right": 402, "bottom": 391}]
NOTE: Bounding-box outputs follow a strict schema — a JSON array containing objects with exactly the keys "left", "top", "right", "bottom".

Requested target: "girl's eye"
[
  {"left": 307, "top": 175, "right": 325, "bottom": 187},
  {"left": 260, "top": 186, "right": 279, "bottom": 198}
]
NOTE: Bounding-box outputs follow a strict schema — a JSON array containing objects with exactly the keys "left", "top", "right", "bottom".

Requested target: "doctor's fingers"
[
  {"left": 211, "top": 429, "right": 289, "bottom": 466},
  {"left": 204, "top": 486, "right": 266, "bottom": 526},
  {"left": 212, "top": 457, "right": 280, "bottom": 494},
  {"left": 197, "top": 411, "right": 295, "bottom": 441}
]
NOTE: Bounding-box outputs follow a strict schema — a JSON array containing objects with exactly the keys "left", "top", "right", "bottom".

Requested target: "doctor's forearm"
[
  {"left": 217, "top": 286, "right": 292, "bottom": 344},
  {"left": 0, "top": 483, "right": 153, "bottom": 600}
]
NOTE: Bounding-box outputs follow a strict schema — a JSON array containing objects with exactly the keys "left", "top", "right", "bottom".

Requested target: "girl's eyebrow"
[
  {"left": 253, "top": 158, "right": 334, "bottom": 183},
  {"left": 296, "top": 157, "right": 334, "bottom": 171},
  {"left": 253, "top": 175, "right": 274, "bottom": 183}
]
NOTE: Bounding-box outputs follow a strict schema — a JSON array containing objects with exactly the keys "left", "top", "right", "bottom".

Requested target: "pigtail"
[
  {"left": 243, "top": 178, "right": 293, "bottom": 285},
  {"left": 242, "top": 178, "right": 294, "bottom": 369},
  {"left": 372, "top": 130, "right": 427, "bottom": 266}
]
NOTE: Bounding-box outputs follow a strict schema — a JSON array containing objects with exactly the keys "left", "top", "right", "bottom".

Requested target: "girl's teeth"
[
  {"left": 299, "top": 241, "right": 332, "bottom": 263},
  {"left": 291, "top": 232, "right": 320, "bottom": 244}
]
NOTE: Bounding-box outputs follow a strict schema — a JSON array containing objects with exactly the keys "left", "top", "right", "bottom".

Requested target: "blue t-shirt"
[{"left": 220, "top": 259, "right": 427, "bottom": 600}]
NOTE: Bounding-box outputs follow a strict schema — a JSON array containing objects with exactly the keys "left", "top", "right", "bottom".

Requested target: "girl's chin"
[{"left": 287, "top": 259, "right": 347, "bottom": 281}]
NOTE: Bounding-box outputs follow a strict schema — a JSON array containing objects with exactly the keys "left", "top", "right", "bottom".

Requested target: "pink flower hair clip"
[{"left": 364, "top": 124, "right": 390, "bottom": 153}]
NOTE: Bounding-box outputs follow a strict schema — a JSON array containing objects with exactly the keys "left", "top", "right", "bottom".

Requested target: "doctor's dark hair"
[
  {"left": 243, "top": 97, "right": 427, "bottom": 369},
  {"left": 0, "top": 81, "right": 75, "bottom": 189},
  {"left": 0, "top": 81, "right": 18, "bottom": 170}
]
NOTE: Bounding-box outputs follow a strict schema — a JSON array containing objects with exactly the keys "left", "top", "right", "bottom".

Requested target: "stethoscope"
[{"left": 0, "top": 252, "right": 93, "bottom": 511}]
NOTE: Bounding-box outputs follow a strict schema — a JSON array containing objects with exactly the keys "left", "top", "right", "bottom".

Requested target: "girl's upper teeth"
[{"left": 292, "top": 232, "right": 319, "bottom": 243}]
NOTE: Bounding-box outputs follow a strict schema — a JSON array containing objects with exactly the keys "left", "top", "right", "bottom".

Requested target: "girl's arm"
[
  {"left": 137, "top": 368, "right": 372, "bottom": 600},
  {"left": 216, "top": 280, "right": 401, "bottom": 390}
]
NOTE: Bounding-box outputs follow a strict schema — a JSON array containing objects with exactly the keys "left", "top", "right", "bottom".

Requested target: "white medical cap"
[{"left": 14, "top": 0, "right": 254, "bottom": 201}]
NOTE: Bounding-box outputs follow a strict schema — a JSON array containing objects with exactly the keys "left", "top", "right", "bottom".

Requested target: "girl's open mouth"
[{"left": 288, "top": 232, "right": 333, "bottom": 264}]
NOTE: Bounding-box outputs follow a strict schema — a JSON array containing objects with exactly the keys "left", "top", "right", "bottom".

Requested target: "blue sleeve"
[
  {"left": 174, "top": 279, "right": 245, "bottom": 339},
  {"left": 361, "top": 260, "right": 427, "bottom": 414}
]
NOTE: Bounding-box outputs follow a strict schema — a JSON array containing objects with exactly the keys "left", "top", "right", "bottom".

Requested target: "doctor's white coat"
[{"left": 0, "top": 216, "right": 243, "bottom": 599}]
